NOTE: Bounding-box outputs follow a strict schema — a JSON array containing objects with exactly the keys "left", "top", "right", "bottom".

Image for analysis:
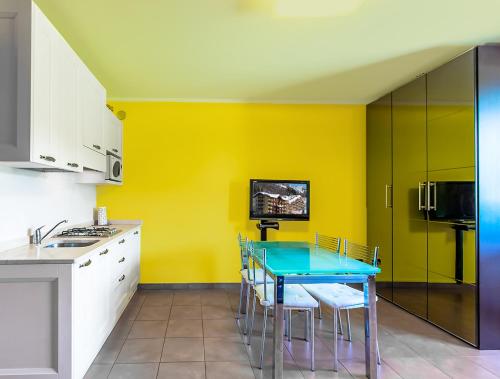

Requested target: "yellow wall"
[{"left": 97, "top": 102, "right": 366, "bottom": 283}]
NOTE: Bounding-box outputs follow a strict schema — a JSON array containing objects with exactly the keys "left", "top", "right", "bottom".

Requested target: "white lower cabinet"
[{"left": 72, "top": 228, "right": 141, "bottom": 379}]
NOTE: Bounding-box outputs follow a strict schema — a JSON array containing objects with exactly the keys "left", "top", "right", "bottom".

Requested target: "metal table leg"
[
  {"left": 364, "top": 275, "right": 378, "bottom": 379},
  {"left": 273, "top": 276, "right": 284, "bottom": 379}
]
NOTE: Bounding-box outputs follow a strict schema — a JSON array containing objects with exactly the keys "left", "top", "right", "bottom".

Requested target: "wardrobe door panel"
[
  {"left": 392, "top": 76, "right": 428, "bottom": 319},
  {"left": 367, "top": 94, "right": 393, "bottom": 301},
  {"left": 426, "top": 50, "right": 476, "bottom": 345}
]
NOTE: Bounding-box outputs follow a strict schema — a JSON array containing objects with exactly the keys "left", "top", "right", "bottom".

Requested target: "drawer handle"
[
  {"left": 118, "top": 239, "right": 125, "bottom": 244},
  {"left": 79, "top": 259, "right": 92, "bottom": 268},
  {"left": 93, "top": 144, "right": 101, "bottom": 150},
  {"left": 119, "top": 274, "right": 126, "bottom": 282},
  {"left": 112, "top": 148, "right": 118, "bottom": 153},
  {"left": 67, "top": 162, "right": 79, "bottom": 168},
  {"left": 40, "top": 155, "right": 56, "bottom": 162},
  {"left": 134, "top": 231, "right": 139, "bottom": 235},
  {"left": 99, "top": 249, "right": 109, "bottom": 256},
  {"left": 118, "top": 257, "right": 125, "bottom": 263}
]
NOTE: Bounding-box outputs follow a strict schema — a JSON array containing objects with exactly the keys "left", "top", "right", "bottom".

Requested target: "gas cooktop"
[{"left": 57, "top": 226, "right": 120, "bottom": 238}]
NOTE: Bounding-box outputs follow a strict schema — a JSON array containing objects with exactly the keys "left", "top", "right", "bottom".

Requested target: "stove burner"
[{"left": 58, "top": 226, "right": 120, "bottom": 238}]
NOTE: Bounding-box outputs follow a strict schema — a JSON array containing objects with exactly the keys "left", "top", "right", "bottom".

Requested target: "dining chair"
[
  {"left": 302, "top": 238, "right": 381, "bottom": 371},
  {"left": 236, "top": 233, "right": 272, "bottom": 336},
  {"left": 247, "top": 241, "right": 318, "bottom": 371},
  {"left": 312, "top": 233, "right": 344, "bottom": 328}
]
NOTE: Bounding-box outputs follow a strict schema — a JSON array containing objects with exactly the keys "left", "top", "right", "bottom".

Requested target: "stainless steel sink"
[{"left": 44, "top": 240, "right": 99, "bottom": 248}]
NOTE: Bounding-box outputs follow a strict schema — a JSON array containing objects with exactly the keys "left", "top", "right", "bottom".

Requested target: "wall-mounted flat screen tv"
[
  {"left": 249, "top": 179, "right": 310, "bottom": 220},
  {"left": 428, "top": 181, "right": 475, "bottom": 221}
]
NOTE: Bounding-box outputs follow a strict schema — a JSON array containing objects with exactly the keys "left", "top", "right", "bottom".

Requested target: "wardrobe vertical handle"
[
  {"left": 428, "top": 182, "right": 437, "bottom": 211},
  {"left": 418, "top": 182, "right": 427, "bottom": 211},
  {"left": 385, "top": 184, "right": 393, "bottom": 208}
]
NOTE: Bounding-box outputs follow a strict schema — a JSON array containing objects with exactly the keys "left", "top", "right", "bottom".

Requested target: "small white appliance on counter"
[
  {"left": 94, "top": 207, "right": 108, "bottom": 226},
  {"left": 106, "top": 155, "right": 122, "bottom": 182}
]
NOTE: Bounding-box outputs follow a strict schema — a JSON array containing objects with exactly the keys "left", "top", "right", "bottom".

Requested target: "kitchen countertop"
[{"left": 0, "top": 223, "right": 141, "bottom": 265}]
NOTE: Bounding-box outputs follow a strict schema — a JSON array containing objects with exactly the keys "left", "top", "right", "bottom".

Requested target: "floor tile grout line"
[
  {"left": 106, "top": 293, "right": 143, "bottom": 378},
  {"left": 419, "top": 354, "right": 498, "bottom": 379}
]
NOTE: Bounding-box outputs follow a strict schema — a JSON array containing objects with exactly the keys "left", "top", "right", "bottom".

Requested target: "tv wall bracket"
[{"left": 257, "top": 220, "right": 279, "bottom": 241}]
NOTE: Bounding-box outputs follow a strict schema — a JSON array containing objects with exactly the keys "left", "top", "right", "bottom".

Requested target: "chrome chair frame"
[
  {"left": 304, "top": 237, "right": 381, "bottom": 371},
  {"left": 236, "top": 233, "right": 272, "bottom": 336},
  {"left": 314, "top": 233, "right": 344, "bottom": 331},
  {"left": 247, "top": 241, "right": 317, "bottom": 371},
  {"left": 236, "top": 234, "right": 249, "bottom": 329}
]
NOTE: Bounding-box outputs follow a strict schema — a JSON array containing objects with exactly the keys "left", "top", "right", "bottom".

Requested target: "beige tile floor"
[{"left": 84, "top": 288, "right": 500, "bottom": 379}]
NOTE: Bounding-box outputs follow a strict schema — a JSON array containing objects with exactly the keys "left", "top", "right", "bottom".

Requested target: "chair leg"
[
  {"left": 284, "top": 310, "right": 289, "bottom": 337},
  {"left": 237, "top": 278, "right": 244, "bottom": 320},
  {"left": 333, "top": 307, "right": 338, "bottom": 372},
  {"left": 345, "top": 309, "right": 352, "bottom": 341},
  {"left": 304, "top": 310, "right": 309, "bottom": 341},
  {"left": 310, "top": 309, "right": 315, "bottom": 371},
  {"left": 244, "top": 283, "right": 251, "bottom": 335},
  {"left": 338, "top": 309, "right": 343, "bottom": 335},
  {"left": 318, "top": 300, "right": 323, "bottom": 319},
  {"left": 259, "top": 307, "right": 268, "bottom": 369},
  {"left": 247, "top": 290, "right": 256, "bottom": 345},
  {"left": 376, "top": 338, "right": 381, "bottom": 365},
  {"left": 288, "top": 310, "right": 292, "bottom": 342}
]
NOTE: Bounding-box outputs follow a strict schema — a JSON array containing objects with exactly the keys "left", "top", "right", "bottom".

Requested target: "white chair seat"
[
  {"left": 303, "top": 283, "right": 377, "bottom": 309},
  {"left": 240, "top": 268, "right": 273, "bottom": 285},
  {"left": 255, "top": 284, "right": 319, "bottom": 308}
]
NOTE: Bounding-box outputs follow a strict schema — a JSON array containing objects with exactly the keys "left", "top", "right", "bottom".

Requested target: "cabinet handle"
[
  {"left": 67, "top": 162, "right": 79, "bottom": 168},
  {"left": 118, "top": 239, "right": 125, "bottom": 244},
  {"left": 119, "top": 274, "right": 126, "bottom": 282},
  {"left": 93, "top": 144, "right": 101, "bottom": 150},
  {"left": 40, "top": 155, "right": 56, "bottom": 162},
  {"left": 418, "top": 182, "right": 427, "bottom": 211},
  {"left": 134, "top": 231, "right": 139, "bottom": 235},
  {"left": 79, "top": 259, "right": 92, "bottom": 268},
  {"left": 384, "top": 184, "right": 393, "bottom": 208},
  {"left": 99, "top": 249, "right": 109, "bottom": 256},
  {"left": 118, "top": 257, "right": 125, "bottom": 263},
  {"left": 428, "top": 182, "right": 437, "bottom": 211},
  {"left": 112, "top": 148, "right": 118, "bottom": 153}
]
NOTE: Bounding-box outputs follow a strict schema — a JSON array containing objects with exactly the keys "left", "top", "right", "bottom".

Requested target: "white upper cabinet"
[
  {"left": 0, "top": 0, "right": 106, "bottom": 172},
  {"left": 79, "top": 64, "right": 106, "bottom": 156},
  {"left": 104, "top": 108, "right": 123, "bottom": 158},
  {"left": 78, "top": 62, "right": 107, "bottom": 171},
  {"left": 51, "top": 24, "right": 80, "bottom": 171}
]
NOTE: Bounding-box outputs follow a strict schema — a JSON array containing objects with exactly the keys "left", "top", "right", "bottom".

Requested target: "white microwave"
[{"left": 106, "top": 155, "right": 122, "bottom": 182}]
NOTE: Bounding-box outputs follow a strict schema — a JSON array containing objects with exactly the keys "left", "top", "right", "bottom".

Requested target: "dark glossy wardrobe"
[{"left": 367, "top": 46, "right": 500, "bottom": 349}]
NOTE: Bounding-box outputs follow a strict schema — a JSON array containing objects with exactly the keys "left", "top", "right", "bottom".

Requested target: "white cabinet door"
[
  {"left": 51, "top": 32, "right": 81, "bottom": 172},
  {"left": 73, "top": 252, "right": 100, "bottom": 379},
  {"left": 78, "top": 62, "right": 106, "bottom": 155},
  {"left": 130, "top": 229, "right": 141, "bottom": 293},
  {"left": 31, "top": 4, "right": 81, "bottom": 172},
  {"left": 104, "top": 108, "right": 123, "bottom": 157},
  {"left": 93, "top": 246, "right": 111, "bottom": 348},
  {"left": 31, "top": 4, "right": 58, "bottom": 168},
  {"left": 109, "top": 238, "right": 129, "bottom": 321}
]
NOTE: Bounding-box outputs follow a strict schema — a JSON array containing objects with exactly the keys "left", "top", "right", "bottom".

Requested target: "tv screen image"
[{"left": 250, "top": 179, "right": 310, "bottom": 220}]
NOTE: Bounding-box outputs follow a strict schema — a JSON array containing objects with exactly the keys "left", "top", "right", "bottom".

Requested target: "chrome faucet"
[{"left": 32, "top": 219, "right": 68, "bottom": 245}]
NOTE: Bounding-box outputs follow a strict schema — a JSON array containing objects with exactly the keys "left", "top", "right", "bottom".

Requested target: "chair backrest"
[
  {"left": 237, "top": 233, "right": 249, "bottom": 270},
  {"left": 315, "top": 232, "right": 341, "bottom": 253},
  {"left": 247, "top": 240, "right": 268, "bottom": 302},
  {"left": 344, "top": 239, "right": 380, "bottom": 267}
]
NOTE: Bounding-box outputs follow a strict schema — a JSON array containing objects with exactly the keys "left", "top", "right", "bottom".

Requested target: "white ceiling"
[{"left": 35, "top": 0, "right": 500, "bottom": 103}]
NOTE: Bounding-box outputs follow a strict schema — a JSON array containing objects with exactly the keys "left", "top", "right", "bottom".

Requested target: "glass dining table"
[{"left": 252, "top": 241, "right": 381, "bottom": 379}]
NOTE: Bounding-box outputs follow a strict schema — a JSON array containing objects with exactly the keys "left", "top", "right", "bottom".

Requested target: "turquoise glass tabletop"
[{"left": 252, "top": 241, "right": 381, "bottom": 276}]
